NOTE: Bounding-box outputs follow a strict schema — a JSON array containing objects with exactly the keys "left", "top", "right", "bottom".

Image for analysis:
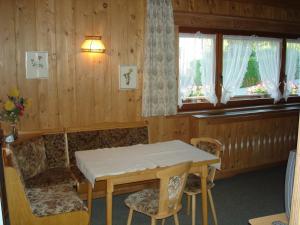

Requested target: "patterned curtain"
[{"left": 142, "top": 0, "right": 177, "bottom": 117}]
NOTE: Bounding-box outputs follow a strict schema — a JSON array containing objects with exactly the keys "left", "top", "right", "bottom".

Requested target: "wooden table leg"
[
  {"left": 106, "top": 180, "right": 114, "bottom": 225},
  {"left": 200, "top": 165, "right": 208, "bottom": 225},
  {"left": 87, "top": 182, "right": 93, "bottom": 224}
]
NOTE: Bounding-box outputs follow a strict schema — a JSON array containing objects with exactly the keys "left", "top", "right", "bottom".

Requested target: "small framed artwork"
[
  {"left": 119, "top": 65, "right": 137, "bottom": 90},
  {"left": 25, "top": 51, "right": 48, "bottom": 79}
]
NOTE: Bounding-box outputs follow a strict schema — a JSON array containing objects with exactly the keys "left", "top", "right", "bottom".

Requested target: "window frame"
[{"left": 178, "top": 27, "right": 300, "bottom": 112}]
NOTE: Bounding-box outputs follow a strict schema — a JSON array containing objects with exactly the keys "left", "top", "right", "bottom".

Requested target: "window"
[
  {"left": 285, "top": 40, "right": 300, "bottom": 98},
  {"left": 222, "top": 36, "right": 282, "bottom": 103},
  {"left": 178, "top": 28, "right": 300, "bottom": 111},
  {"left": 178, "top": 33, "right": 217, "bottom": 106}
]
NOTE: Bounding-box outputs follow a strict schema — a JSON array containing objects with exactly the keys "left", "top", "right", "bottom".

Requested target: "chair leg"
[
  {"left": 174, "top": 213, "right": 180, "bottom": 225},
  {"left": 192, "top": 195, "right": 196, "bottom": 225},
  {"left": 186, "top": 194, "right": 191, "bottom": 215},
  {"left": 208, "top": 189, "right": 218, "bottom": 225},
  {"left": 151, "top": 217, "right": 156, "bottom": 225},
  {"left": 162, "top": 218, "right": 166, "bottom": 225},
  {"left": 127, "top": 208, "right": 134, "bottom": 225}
]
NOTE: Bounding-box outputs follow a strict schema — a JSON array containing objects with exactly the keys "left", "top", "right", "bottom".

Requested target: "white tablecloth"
[{"left": 75, "top": 140, "right": 220, "bottom": 186}]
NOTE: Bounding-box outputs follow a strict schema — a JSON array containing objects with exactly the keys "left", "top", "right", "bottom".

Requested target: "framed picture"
[
  {"left": 25, "top": 51, "right": 48, "bottom": 79},
  {"left": 119, "top": 65, "right": 137, "bottom": 90}
]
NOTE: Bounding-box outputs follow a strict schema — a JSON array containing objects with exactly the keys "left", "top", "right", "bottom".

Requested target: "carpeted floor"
[{"left": 90, "top": 166, "right": 286, "bottom": 225}]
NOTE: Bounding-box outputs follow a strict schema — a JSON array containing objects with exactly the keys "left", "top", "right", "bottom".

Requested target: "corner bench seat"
[
  {"left": 26, "top": 183, "right": 87, "bottom": 217},
  {"left": 10, "top": 134, "right": 87, "bottom": 218},
  {"left": 25, "top": 167, "right": 76, "bottom": 188},
  {"left": 10, "top": 125, "right": 155, "bottom": 201}
]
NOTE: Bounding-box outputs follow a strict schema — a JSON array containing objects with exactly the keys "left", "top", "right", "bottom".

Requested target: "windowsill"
[{"left": 190, "top": 103, "right": 300, "bottom": 120}]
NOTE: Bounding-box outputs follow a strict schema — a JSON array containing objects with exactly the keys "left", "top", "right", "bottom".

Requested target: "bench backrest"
[{"left": 67, "top": 126, "right": 149, "bottom": 166}]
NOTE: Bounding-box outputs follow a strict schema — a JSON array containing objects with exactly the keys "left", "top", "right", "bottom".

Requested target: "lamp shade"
[{"left": 81, "top": 36, "right": 105, "bottom": 53}]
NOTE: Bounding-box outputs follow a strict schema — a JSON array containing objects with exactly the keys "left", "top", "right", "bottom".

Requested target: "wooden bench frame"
[{"left": 3, "top": 148, "right": 89, "bottom": 225}]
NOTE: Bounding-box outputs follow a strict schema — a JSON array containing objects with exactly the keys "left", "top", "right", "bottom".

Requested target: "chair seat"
[
  {"left": 25, "top": 167, "right": 76, "bottom": 188},
  {"left": 184, "top": 174, "right": 215, "bottom": 194},
  {"left": 125, "top": 188, "right": 160, "bottom": 216},
  {"left": 26, "top": 184, "right": 87, "bottom": 217}
]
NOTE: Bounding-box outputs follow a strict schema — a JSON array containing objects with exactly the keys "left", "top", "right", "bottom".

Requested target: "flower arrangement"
[
  {"left": 0, "top": 88, "right": 31, "bottom": 124},
  {"left": 290, "top": 82, "right": 299, "bottom": 95},
  {"left": 247, "top": 83, "right": 268, "bottom": 95}
]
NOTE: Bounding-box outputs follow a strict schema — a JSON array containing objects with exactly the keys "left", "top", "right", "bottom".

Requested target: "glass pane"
[
  {"left": 222, "top": 37, "right": 280, "bottom": 99},
  {"left": 286, "top": 41, "right": 300, "bottom": 96},
  {"left": 179, "top": 34, "right": 215, "bottom": 102},
  {"left": 241, "top": 50, "right": 267, "bottom": 96}
]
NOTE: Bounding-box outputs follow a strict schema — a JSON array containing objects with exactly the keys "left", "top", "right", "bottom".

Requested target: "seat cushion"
[
  {"left": 70, "top": 166, "right": 86, "bottom": 183},
  {"left": 13, "top": 137, "right": 47, "bottom": 180},
  {"left": 184, "top": 174, "right": 215, "bottom": 194},
  {"left": 25, "top": 167, "right": 76, "bottom": 189},
  {"left": 125, "top": 188, "right": 159, "bottom": 216},
  {"left": 25, "top": 184, "right": 87, "bottom": 217}
]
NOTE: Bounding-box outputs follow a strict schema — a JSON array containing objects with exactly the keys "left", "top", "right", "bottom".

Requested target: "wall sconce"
[{"left": 81, "top": 36, "right": 105, "bottom": 53}]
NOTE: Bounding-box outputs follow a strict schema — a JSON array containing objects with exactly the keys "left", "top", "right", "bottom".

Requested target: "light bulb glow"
[{"left": 81, "top": 36, "right": 105, "bottom": 53}]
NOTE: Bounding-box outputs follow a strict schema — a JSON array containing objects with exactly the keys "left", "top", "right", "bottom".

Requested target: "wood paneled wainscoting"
[{"left": 190, "top": 110, "right": 299, "bottom": 178}]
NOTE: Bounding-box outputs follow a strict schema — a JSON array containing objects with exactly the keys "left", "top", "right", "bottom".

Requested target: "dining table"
[{"left": 75, "top": 140, "right": 220, "bottom": 225}]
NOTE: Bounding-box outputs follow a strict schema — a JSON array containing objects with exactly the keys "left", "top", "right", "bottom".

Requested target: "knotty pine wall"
[{"left": 0, "top": 0, "right": 300, "bottom": 143}]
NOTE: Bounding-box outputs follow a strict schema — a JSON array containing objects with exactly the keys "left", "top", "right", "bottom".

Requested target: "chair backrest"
[
  {"left": 156, "top": 161, "right": 192, "bottom": 217},
  {"left": 191, "top": 137, "right": 223, "bottom": 183}
]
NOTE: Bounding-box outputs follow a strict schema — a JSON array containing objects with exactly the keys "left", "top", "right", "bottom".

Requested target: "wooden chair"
[
  {"left": 125, "top": 161, "right": 192, "bottom": 225},
  {"left": 184, "top": 137, "right": 223, "bottom": 225},
  {"left": 3, "top": 148, "right": 89, "bottom": 225}
]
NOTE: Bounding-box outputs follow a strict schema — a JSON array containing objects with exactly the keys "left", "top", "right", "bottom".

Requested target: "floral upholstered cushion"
[
  {"left": 13, "top": 137, "right": 47, "bottom": 180},
  {"left": 184, "top": 174, "right": 215, "bottom": 194},
  {"left": 125, "top": 189, "right": 159, "bottom": 215},
  {"left": 25, "top": 184, "right": 87, "bottom": 217},
  {"left": 67, "top": 127, "right": 148, "bottom": 165},
  {"left": 195, "top": 142, "right": 218, "bottom": 155},
  {"left": 25, "top": 167, "right": 76, "bottom": 188},
  {"left": 70, "top": 166, "right": 86, "bottom": 183},
  {"left": 168, "top": 175, "right": 184, "bottom": 207},
  {"left": 43, "top": 133, "right": 67, "bottom": 168}
]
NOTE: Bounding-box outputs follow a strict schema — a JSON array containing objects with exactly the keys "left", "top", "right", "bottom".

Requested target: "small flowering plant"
[
  {"left": 290, "top": 82, "right": 299, "bottom": 95},
  {"left": 247, "top": 83, "right": 268, "bottom": 95},
  {"left": 0, "top": 88, "right": 31, "bottom": 124}
]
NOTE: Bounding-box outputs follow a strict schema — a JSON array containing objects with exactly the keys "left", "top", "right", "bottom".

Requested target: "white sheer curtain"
[
  {"left": 255, "top": 38, "right": 282, "bottom": 102},
  {"left": 142, "top": 0, "right": 177, "bottom": 116},
  {"left": 284, "top": 40, "right": 300, "bottom": 100},
  {"left": 221, "top": 36, "right": 253, "bottom": 104},
  {"left": 178, "top": 32, "right": 217, "bottom": 107}
]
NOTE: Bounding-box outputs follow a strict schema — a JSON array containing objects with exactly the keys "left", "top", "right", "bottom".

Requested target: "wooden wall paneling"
[
  {"left": 126, "top": 0, "right": 144, "bottom": 122},
  {"left": 0, "top": 0, "right": 17, "bottom": 106},
  {"left": 15, "top": 0, "right": 41, "bottom": 130},
  {"left": 35, "top": 0, "right": 60, "bottom": 129},
  {"left": 147, "top": 116, "right": 190, "bottom": 144},
  {"left": 191, "top": 114, "right": 299, "bottom": 175},
  {"left": 55, "top": 0, "right": 77, "bottom": 128},
  {"left": 75, "top": 0, "right": 97, "bottom": 126},
  {"left": 110, "top": 0, "right": 130, "bottom": 122},
  {"left": 92, "top": 0, "right": 110, "bottom": 123},
  {"left": 173, "top": 0, "right": 300, "bottom": 23},
  {"left": 174, "top": 12, "right": 300, "bottom": 34}
]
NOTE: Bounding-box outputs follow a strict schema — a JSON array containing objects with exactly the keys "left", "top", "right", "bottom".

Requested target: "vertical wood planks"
[
  {"left": 36, "top": 0, "right": 60, "bottom": 129},
  {"left": 192, "top": 115, "right": 299, "bottom": 173},
  {"left": 15, "top": 0, "right": 40, "bottom": 130},
  {"left": 0, "top": 0, "right": 17, "bottom": 101},
  {"left": 55, "top": 0, "right": 77, "bottom": 128}
]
